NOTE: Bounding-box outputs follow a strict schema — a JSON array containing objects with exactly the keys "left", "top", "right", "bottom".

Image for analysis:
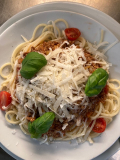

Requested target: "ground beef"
[
  {"left": 69, "top": 85, "right": 109, "bottom": 121},
  {"left": 84, "top": 52, "right": 101, "bottom": 73},
  {"left": 84, "top": 52, "right": 94, "bottom": 62},
  {"left": 31, "top": 40, "right": 79, "bottom": 55},
  {"left": 45, "top": 85, "right": 108, "bottom": 139},
  {"left": 45, "top": 119, "right": 75, "bottom": 138},
  {"left": 45, "top": 120, "right": 65, "bottom": 138},
  {"left": 34, "top": 41, "right": 60, "bottom": 55}
]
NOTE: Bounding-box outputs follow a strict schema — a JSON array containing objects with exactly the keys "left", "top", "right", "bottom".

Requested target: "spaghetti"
[{"left": 0, "top": 19, "right": 120, "bottom": 144}]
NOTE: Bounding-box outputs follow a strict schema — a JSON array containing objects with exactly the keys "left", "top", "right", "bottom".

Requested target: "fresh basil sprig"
[
  {"left": 85, "top": 68, "right": 109, "bottom": 97},
  {"left": 28, "top": 112, "right": 55, "bottom": 139},
  {"left": 20, "top": 52, "right": 47, "bottom": 79}
]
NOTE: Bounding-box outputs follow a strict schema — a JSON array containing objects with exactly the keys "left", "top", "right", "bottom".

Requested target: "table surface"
[
  {"left": 0, "top": 0, "right": 120, "bottom": 160},
  {"left": 0, "top": 0, "right": 120, "bottom": 26}
]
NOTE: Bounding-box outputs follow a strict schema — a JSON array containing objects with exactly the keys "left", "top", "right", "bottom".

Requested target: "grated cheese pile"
[{"left": 14, "top": 41, "right": 111, "bottom": 122}]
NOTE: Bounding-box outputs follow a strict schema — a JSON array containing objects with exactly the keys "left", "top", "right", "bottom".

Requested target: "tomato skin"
[
  {"left": 103, "top": 85, "right": 109, "bottom": 94},
  {"left": 90, "top": 118, "right": 106, "bottom": 133},
  {"left": 0, "top": 91, "right": 12, "bottom": 111},
  {"left": 65, "top": 28, "right": 81, "bottom": 41}
]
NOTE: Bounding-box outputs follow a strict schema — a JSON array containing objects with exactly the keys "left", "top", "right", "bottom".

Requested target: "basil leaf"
[
  {"left": 85, "top": 68, "right": 109, "bottom": 97},
  {"left": 28, "top": 122, "right": 36, "bottom": 134},
  {"left": 31, "top": 132, "right": 42, "bottom": 139},
  {"left": 28, "top": 112, "right": 55, "bottom": 139},
  {"left": 28, "top": 122, "right": 42, "bottom": 138},
  {"left": 20, "top": 52, "right": 47, "bottom": 79}
]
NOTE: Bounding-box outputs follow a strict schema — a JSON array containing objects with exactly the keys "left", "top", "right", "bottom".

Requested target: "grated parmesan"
[{"left": 15, "top": 41, "right": 112, "bottom": 120}]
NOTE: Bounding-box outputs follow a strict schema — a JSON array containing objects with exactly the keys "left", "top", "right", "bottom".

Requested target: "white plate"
[
  {"left": 1, "top": 3, "right": 120, "bottom": 160},
  {"left": 0, "top": 10, "right": 120, "bottom": 160}
]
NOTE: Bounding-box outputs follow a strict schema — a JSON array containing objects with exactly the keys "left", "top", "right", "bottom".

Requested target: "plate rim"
[
  {"left": 1, "top": 1, "right": 120, "bottom": 38},
  {"left": 0, "top": 10, "right": 119, "bottom": 42}
]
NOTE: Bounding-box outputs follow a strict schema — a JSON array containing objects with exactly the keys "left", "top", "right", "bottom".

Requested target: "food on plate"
[{"left": 0, "top": 19, "right": 120, "bottom": 144}]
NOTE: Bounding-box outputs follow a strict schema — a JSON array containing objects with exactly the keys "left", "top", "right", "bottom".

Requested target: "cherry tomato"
[
  {"left": 65, "top": 28, "right": 81, "bottom": 41},
  {"left": 103, "top": 85, "right": 109, "bottom": 94},
  {"left": 0, "top": 91, "right": 12, "bottom": 111},
  {"left": 90, "top": 118, "right": 106, "bottom": 133}
]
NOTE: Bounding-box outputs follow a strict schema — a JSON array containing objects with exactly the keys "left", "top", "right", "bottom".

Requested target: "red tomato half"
[
  {"left": 0, "top": 91, "right": 12, "bottom": 111},
  {"left": 90, "top": 118, "right": 106, "bottom": 133},
  {"left": 65, "top": 28, "right": 81, "bottom": 41},
  {"left": 103, "top": 85, "right": 109, "bottom": 94}
]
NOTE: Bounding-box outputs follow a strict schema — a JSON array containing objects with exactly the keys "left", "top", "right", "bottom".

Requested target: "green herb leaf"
[
  {"left": 28, "top": 122, "right": 36, "bottom": 135},
  {"left": 28, "top": 112, "right": 55, "bottom": 139},
  {"left": 20, "top": 52, "right": 47, "bottom": 79},
  {"left": 85, "top": 68, "right": 109, "bottom": 97}
]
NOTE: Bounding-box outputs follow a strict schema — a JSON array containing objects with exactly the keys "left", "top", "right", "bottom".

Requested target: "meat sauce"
[
  {"left": 17, "top": 40, "right": 109, "bottom": 138},
  {"left": 84, "top": 52, "right": 101, "bottom": 73},
  {"left": 46, "top": 85, "right": 109, "bottom": 138}
]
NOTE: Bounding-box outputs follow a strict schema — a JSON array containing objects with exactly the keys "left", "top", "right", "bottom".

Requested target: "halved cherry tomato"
[
  {"left": 103, "top": 85, "right": 109, "bottom": 94},
  {"left": 65, "top": 28, "right": 81, "bottom": 41},
  {"left": 90, "top": 118, "right": 106, "bottom": 133},
  {"left": 0, "top": 91, "right": 12, "bottom": 111}
]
